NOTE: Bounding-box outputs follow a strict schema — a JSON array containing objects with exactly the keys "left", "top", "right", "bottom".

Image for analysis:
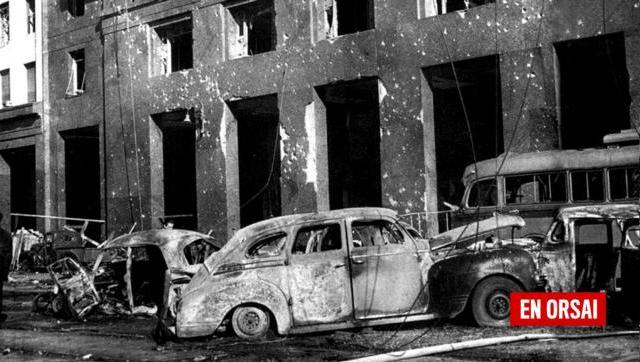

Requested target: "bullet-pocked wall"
[
  {"left": 46, "top": 0, "right": 640, "bottom": 239},
  {"left": 45, "top": 0, "right": 106, "bottom": 235}
]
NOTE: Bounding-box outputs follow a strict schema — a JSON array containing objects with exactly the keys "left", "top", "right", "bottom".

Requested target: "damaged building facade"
[
  {"left": 0, "top": 0, "right": 43, "bottom": 230},
  {"left": 4, "top": 0, "right": 640, "bottom": 240}
]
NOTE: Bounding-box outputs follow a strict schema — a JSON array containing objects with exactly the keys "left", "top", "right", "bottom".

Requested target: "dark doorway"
[
  {"left": 153, "top": 110, "right": 198, "bottom": 230},
  {"left": 556, "top": 33, "right": 630, "bottom": 149},
  {"left": 316, "top": 78, "right": 382, "bottom": 210},
  {"left": 62, "top": 127, "right": 101, "bottom": 239},
  {"left": 0, "top": 146, "right": 36, "bottom": 230},
  {"left": 228, "top": 95, "right": 281, "bottom": 227},
  {"left": 423, "top": 55, "right": 503, "bottom": 221}
]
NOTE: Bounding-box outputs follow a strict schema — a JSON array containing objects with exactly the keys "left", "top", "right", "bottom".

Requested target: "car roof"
[
  {"left": 233, "top": 207, "right": 397, "bottom": 238},
  {"left": 558, "top": 204, "right": 640, "bottom": 220},
  {"left": 101, "top": 229, "right": 221, "bottom": 250}
]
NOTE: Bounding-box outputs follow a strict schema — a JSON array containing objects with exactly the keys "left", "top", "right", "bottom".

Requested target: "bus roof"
[{"left": 462, "top": 145, "right": 640, "bottom": 186}]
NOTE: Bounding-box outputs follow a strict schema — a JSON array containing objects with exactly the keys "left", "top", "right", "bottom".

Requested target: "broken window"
[
  {"left": 292, "top": 224, "right": 341, "bottom": 254},
  {"left": 351, "top": 220, "right": 404, "bottom": 248},
  {"left": 571, "top": 170, "right": 604, "bottom": 202},
  {"left": 610, "top": 166, "right": 640, "bottom": 200},
  {"left": 322, "top": 0, "right": 374, "bottom": 38},
  {"left": 624, "top": 225, "right": 640, "bottom": 249},
  {"left": 67, "top": 49, "right": 85, "bottom": 96},
  {"left": 27, "top": 0, "right": 35, "bottom": 33},
  {"left": 247, "top": 233, "right": 287, "bottom": 258},
  {"left": 68, "top": 0, "right": 84, "bottom": 17},
  {"left": 149, "top": 15, "right": 193, "bottom": 76},
  {"left": 1, "top": 69, "right": 9, "bottom": 107},
  {"left": 0, "top": 3, "right": 8, "bottom": 47},
  {"left": 419, "top": 0, "right": 494, "bottom": 16},
  {"left": 25, "top": 62, "right": 36, "bottom": 103},
  {"left": 505, "top": 172, "right": 567, "bottom": 205},
  {"left": 225, "top": 0, "right": 275, "bottom": 59},
  {"left": 184, "top": 239, "right": 218, "bottom": 264},
  {"left": 467, "top": 179, "right": 497, "bottom": 207}
]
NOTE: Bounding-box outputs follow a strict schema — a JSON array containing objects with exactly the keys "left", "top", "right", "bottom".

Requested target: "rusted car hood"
[{"left": 429, "top": 214, "right": 526, "bottom": 251}]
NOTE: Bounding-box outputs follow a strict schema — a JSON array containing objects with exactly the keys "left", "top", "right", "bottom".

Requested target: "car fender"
[
  {"left": 428, "top": 248, "right": 537, "bottom": 317},
  {"left": 176, "top": 278, "right": 291, "bottom": 338}
]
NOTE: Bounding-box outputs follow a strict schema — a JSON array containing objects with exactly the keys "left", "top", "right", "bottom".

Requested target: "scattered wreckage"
[
  {"left": 156, "top": 207, "right": 545, "bottom": 340},
  {"left": 15, "top": 226, "right": 102, "bottom": 272},
  {"left": 34, "top": 229, "right": 222, "bottom": 319}
]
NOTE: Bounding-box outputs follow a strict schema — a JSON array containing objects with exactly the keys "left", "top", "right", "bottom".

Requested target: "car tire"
[
  {"left": 471, "top": 276, "right": 522, "bottom": 327},
  {"left": 231, "top": 306, "right": 271, "bottom": 339}
]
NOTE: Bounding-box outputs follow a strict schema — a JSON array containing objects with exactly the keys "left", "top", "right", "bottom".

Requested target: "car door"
[
  {"left": 540, "top": 219, "right": 575, "bottom": 291},
  {"left": 287, "top": 221, "right": 353, "bottom": 326},
  {"left": 621, "top": 224, "right": 640, "bottom": 314},
  {"left": 348, "top": 218, "right": 428, "bottom": 320}
]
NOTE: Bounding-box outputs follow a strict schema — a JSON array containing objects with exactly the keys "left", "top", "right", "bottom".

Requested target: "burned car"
[
  {"left": 538, "top": 204, "right": 640, "bottom": 320},
  {"left": 37, "top": 229, "right": 222, "bottom": 319},
  {"left": 159, "top": 208, "right": 543, "bottom": 340}
]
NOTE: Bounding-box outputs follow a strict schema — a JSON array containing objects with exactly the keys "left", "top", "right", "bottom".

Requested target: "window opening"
[
  {"left": 571, "top": 170, "right": 604, "bottom": 201},
  {"left": 227, "top": 94, "right": 281, "bottom": 227},
  {"left": 248, "top": 233, "right": 287, "bottom": 257},
  {"left": 292, "top": 224, "right": 341, "bottom": 254},
  {"left": 25, "top": 62, "right": 36, "bottom": 103},
  {"left": 351, "top": 220, "right": 404, "bottom": 248},
  {"left": 27, "top": 0, "right": 35, "bottom": 33},
  {"left": 610, "top": 166, "right": 640, "bottom": 200},
  {"left": 226, "top": 0, "right": 275, "bottom": 59},
  {"left": 0, "top": 69, "right": 10, "bottom": 106},
  {"left": 150, "top": 15, "right": 193, "bottom": 75},
  {"left": 467, "top": 179, "right": 497, "bottom": 207},
  {"left": 184, "top": 239, "right": 219, "bottom": 264},
  {"left": 67, "top": 49, "right": 85, "bottom": 95},
  {"left": 68, "top": 0, "right": 84, "bottom": 17},
  {"left": 556, "top": 33, "right": 630, "bottom": 149}
]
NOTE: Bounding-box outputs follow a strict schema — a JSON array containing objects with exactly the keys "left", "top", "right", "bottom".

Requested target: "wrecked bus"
[
  {"left": 156, "top": 208, "right": 545, "bottom": 340},
  {"left": 453, "top": 143, "right": 639, "bottom": 239}
]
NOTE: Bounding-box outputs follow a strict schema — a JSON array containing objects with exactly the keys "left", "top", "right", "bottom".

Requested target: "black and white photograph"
[{"left": 0, "top": 0, "right": 639, "bottom": 360}]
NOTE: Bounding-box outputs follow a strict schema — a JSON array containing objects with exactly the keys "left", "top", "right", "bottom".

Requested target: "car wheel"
[
  {"left": 231, "top": 306, "right": 271, "bottom": 339},
  {"left": 471, "top": 276, "right": 522, "bottom": 327}
]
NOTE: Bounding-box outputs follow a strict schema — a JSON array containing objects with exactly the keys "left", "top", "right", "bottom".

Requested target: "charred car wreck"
[
  {"left": 538, "top": 204, "right": 640, "bottom": 320},
  {"left": 36, "top": 229, "right": 221, "bottom": 319},
  {"left": 157, "top": 208, "right": 545, "bottom": 340}
]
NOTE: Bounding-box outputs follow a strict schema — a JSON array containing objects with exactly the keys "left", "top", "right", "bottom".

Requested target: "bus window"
[
  {"left": 535, "top": 172, "right": 567, "bottom": 203},
  {"left": 506, "top": 176, "right": 537, "bottom": 205},
  {"left": 467, "top": 179, "right": 497, "bottom": 207},
  {"left": 610, "top": 166, "right": 640, "bottom": 200},
  {"left": 572, "top": 170, "right": 604, "bottom": 201}
]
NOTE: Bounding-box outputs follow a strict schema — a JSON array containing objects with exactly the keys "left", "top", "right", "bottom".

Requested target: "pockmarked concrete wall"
[{"left": 40, "top": 0, "right": 640, "bottom": 240}]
